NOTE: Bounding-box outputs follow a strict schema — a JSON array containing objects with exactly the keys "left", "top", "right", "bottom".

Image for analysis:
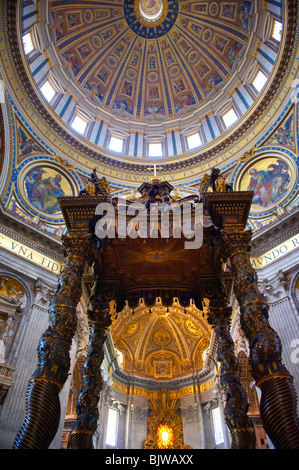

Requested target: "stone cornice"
[
  {"left": 0, "top": 211, "right": 64, "bottom": 260},
  {"left": 251, "top": 207, "right": 299, "bottom": 257}
]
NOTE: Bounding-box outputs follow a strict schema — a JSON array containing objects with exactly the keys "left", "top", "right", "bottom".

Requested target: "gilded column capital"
[
  {"left": 221, "top": 229, "right": 252, "bottom": 258},
  {"left": 206, "top": 305, "right": 232, "bottom": 329},
  {"left": 62, "top": 234, "right": 95, "bottom": 262}
]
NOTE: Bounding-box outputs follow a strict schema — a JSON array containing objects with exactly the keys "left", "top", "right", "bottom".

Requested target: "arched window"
[
  {"left": 106, "top": 407, "right": 118, "bottom": 448},
  {"left": 211, "top": 407, "right": 224, "bottom": 446}
]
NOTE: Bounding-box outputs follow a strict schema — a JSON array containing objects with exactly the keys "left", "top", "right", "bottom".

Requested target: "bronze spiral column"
[
  {"left": 207, "top": 303, "right": 256, "bottom": 449},
  {"left": 68, "top": 299, "right": 111, "bottom": 449},
  {"left": 222, "top": 230, "right": 299, "bottom": 449},
  {"left": 13, "top": 235, "right": 92, "bottom": 449}
]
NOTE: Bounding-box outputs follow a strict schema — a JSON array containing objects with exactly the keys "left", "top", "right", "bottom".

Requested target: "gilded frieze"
[{"left": 112, "top": 377, "right": 216, "bottom": 399}]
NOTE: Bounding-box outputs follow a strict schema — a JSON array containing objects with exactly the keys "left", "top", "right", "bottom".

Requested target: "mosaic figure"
[
  {"left": 24, "top": 167, "right": 72, "bottom": 215},
  {"left": 269, "top": 115, "right": 294, "bottom": 147},
  {"left": 61, "top": 50, "right": 80, "bottom": 77},
  {"left": 19, "top": 127, "right": 43, "bottom": 156},
  {"left": 246, "top": 159, "right": 291, "bottom": 208},
  {"left": 238, "top": 1, "right": 252, "bottom": 29}
]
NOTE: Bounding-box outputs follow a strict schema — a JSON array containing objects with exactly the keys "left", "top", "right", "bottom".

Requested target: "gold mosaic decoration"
[{"left": 110, "top": 299, "right": 211, "bottom": 381}]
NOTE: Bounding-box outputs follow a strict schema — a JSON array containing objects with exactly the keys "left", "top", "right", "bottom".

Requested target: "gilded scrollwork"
[{"left": 143, "top": 388, "right": 191, "bottom": 449}]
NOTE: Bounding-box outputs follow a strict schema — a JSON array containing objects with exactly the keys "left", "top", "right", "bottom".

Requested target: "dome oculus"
[
  {"left": 138, "top": 0, "right": 164, "bottom": 22},
  {"left": 125, "top": 0, "right": 177, "bottom": 38}
]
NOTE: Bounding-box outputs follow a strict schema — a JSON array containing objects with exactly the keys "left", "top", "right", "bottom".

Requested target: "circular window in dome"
[{"left": 138, "top": 0, "right": 164, "bottom": 22}]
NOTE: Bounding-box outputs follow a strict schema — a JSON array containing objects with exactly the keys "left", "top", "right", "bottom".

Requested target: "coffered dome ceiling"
[
  {"left": 49, "top": 0, "right": 250, "bottom": 121},
  {"left": 18, "top": 0, "right": 289, "bottom": 167}
]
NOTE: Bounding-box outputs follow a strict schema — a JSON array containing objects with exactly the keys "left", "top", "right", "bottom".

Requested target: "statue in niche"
[{"left": 0, "top": 276, "right": 26, "bottom": 363}]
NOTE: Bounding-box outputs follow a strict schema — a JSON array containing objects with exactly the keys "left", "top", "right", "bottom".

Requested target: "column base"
[
  {"left": 259, "top": 375, "right": 299, "bottom": 449},
  {"left": 13, "top": 378, "right": 61, "bottom": 449},
  {"left": 230, "top": 427, "right": 256, "bottom": 449},
  {"left": 67, "top": 429, "right": 94, "bottom": 449}
]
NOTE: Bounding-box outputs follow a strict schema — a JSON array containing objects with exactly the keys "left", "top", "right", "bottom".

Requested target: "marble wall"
[{"left": 0, "top": 250, "right": 60, "bottom": 448}]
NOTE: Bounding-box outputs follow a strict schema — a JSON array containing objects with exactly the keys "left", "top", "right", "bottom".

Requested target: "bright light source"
[
  {"left": 149, "top": 142, "right": 162, "bottom": 157},
  {"left": 157, "top": 424, "right": 174, "bottom": 449},
  {"left": 106, "top": 408, "right": 118, "bottom": 447},
  {"left": 272, "top": 20, "right": 282, "bottom": 41},
  {"left": 222, "top": 108, "right": 238, "bottom": 128},
  {"left": 22, "top": 32, "right": 34, "bottom": 54},
  {"left": 252, "top": 70, "right": 267, "bottom": 92},
  {"left": 187, "top": 132, "right": 202, "bottom": 149},
  {"left": 109, "top": 136, "right": 123, "bottom": 152},
  {"left": 40, "top": 81, "right": 56, "bottom": 102},
  {"left": 139, "top": 0, "right": 164, "bottom": 21},
  {"left": 212, "top": 407, "right": 224, "bottom": 446},
  {"left": 115, "top": 348, "right": 124, "bottom": 368},
  {"left": 71, "top": 115, "right": 87, "bottom": 134}
]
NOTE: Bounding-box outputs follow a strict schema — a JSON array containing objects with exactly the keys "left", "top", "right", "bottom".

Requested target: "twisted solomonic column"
[
  {"left": 13, "top": 235, "right": 93, "bottom": 449},
  {"left": 67, "top": 299, "right": 111, "bottom": 449},
  {"left": 207, "top": 303, "right": 256, "bottom": 449},
  {"left": 222, "top": 230, "right": 299, "bottom": 449}
]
